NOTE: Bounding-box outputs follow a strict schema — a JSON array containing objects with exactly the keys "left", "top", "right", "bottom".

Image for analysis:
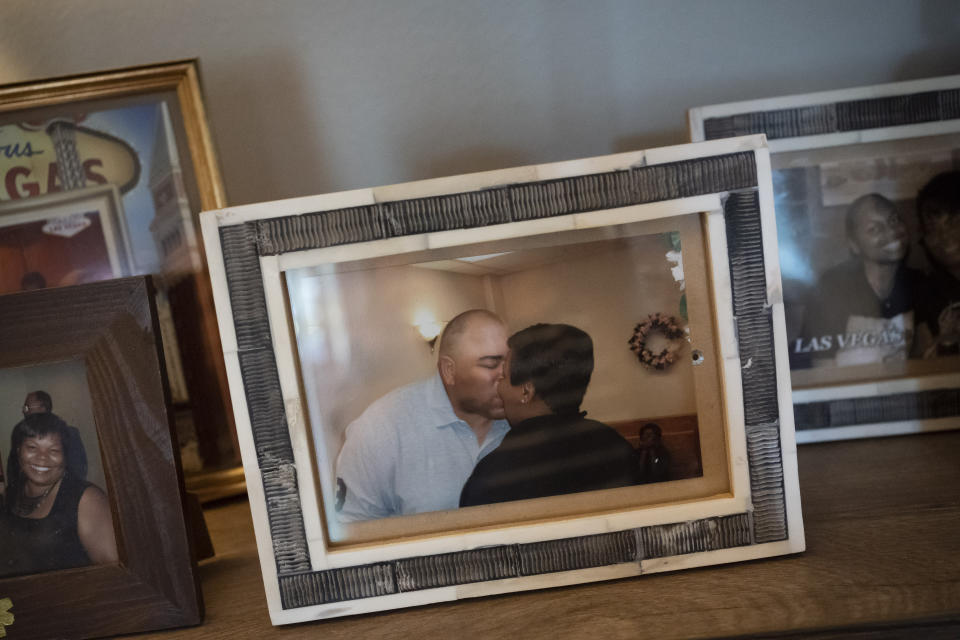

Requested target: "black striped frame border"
[
  {"left": 701, "top": 86, "right": 960, "bottom": 141},
  {"left": 216, "top": 149, "right": 790, "bottom": 609},
  {"left": 698, "top": 80, "right": 960, "bottom": 433}
]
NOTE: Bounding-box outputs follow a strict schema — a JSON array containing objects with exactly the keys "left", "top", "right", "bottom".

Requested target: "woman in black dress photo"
[{"left": 0, "top": 411, "right": 117, "bottom": 578}]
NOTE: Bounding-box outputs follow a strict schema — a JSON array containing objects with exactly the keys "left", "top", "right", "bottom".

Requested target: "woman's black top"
[
  {"left": 0, "top": 473, "right": 91, "bottom": 578},
  {"left": 460, "top": 412, "right": 641, "bottom": 507}
]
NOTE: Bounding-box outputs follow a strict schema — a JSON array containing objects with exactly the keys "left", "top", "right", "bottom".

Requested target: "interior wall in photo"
[
  {"left": 289, "top": 231, "right": 692, "bottom": 457},
  {"left": 496, "top": 234, "right": 693, "bottom": 423}
]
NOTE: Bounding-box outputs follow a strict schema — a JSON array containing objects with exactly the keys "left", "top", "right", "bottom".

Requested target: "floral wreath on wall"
[{"left": 628, "top": 312, "right": 686, "bottom": 370}]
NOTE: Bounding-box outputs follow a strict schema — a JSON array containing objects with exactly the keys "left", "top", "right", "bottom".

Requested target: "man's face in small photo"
[
  {"left": 22, "top": 393, "right": 48, "bottom": 416},
  {"left": 639, "top": 426, "right": 661, "bottom": 448},
  {"left": 848, "top": 199, "right": 908, "bottom": 265},
  {"left": 453, "top": 320, "right": 508, "bottom": 420}
]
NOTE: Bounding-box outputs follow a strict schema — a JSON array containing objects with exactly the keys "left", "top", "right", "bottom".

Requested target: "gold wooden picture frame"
[{"left": 0, "top": 60, "right": 242, "bottom": 497}]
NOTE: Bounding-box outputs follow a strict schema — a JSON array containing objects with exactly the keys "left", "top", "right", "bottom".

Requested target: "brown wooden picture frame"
[
  {"left": 0, "top": 277, "right": 202, "bottom": 639},
  {"left": 0, "top": 60, "right": 242, "bottom": 500}
]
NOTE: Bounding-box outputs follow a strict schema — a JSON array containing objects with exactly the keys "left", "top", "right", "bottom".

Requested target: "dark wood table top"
[{"left": 130, "top": 430, "right": 960, "bottom": 639}]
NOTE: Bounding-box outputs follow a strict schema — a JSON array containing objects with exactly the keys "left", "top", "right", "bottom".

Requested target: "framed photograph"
[
  {"left": 0, "top": 60, "right": 242, "bottom": 498},
  {"left": 690, "top": 75, "right": 960, "bottom": 443},
  {"left": 202, "top": 135, "right": 804, "bottom": 623},
  {"left": 0, "top": 277, "right": 202, "bottom": 639},
  {"left": 0, "top": 185, "right": 131, "bottom": 290}
]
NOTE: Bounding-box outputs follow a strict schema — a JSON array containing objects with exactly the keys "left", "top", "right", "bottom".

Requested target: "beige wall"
[
  {"left": 288, "top": 264, "right": 492, "bottom": 455},
  {"left": 0, "top": 2, "right": 956, "bottom": 207},
  {"left": 0, "top": 360, "right": 107, "bottom": 493},
  {"left": 498, "top": 234, "right": 694, "bottom": 422}
]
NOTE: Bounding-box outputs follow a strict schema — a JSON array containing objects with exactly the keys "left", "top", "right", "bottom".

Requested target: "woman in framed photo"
[
  {"left": 0, "top": 411, "right": 117, "bottom": 578},
  {"left": 460, "top": 322, "right": 641, "bottom": 507}
]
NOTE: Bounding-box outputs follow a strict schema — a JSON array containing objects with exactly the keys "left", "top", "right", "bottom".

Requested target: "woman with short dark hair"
[
  {"left": 0, "top": 412, "right": 117, "bottom": 577},
  {"left": 460, "top": 323, "right": 641, "bottom": 507}
]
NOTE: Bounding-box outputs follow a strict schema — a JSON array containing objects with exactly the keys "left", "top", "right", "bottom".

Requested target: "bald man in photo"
[{"left": 335, "top": 309, "right": 510, "bottom": 522}]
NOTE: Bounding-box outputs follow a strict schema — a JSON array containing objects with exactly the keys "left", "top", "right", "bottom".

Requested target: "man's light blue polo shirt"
[{"left": 335, "top": 374, "right": 510, "bottom": 523}]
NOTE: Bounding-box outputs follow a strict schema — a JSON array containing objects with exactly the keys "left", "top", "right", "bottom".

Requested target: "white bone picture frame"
[
  {"left": 689, "top": 75, "right": 960, "bottom": 443},
  {"left": 201, "top": 135, "right": 804, "bottom": 624}
]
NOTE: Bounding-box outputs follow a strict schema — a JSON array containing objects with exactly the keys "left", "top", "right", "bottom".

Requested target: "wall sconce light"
[
  {"left": 413, "top": 309, "right": 446, "bottom": 352},
  {"left": 415, "top": 319, "right": 446, "bottom": 352}
]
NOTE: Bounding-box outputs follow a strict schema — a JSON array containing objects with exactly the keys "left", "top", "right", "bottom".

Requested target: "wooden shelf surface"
[{"left": 128, "top": 430, "right": 960, "bottom": 639}]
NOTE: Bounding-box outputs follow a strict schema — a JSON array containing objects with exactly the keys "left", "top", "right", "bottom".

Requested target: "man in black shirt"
[
  {"left": 460, "top": 323, "right": 640, "bottom": 507},
  {"left": 637, "top": 422, "right": 671, "bottom": 484},
  {"left": 796, "top": 193, "right": 918, "bottom": 368}
]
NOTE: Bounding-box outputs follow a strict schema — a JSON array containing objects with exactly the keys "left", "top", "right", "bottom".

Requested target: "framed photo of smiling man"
[
  {"left": 202, "top": 135, "right": 805, "bottom": 624},
  {"left": 690, "top": 75, "right": 960, "bottom": 443}
]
